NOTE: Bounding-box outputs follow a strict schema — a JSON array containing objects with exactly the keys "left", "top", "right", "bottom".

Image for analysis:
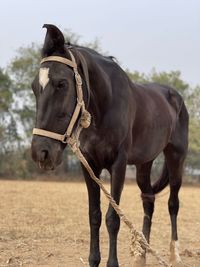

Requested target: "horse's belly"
[{"left": 128, "top": 126, "right": 171, "bottom": 164}]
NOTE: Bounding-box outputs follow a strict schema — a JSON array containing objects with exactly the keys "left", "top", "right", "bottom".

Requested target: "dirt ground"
[{"left": 0, "top": 180, "right": 199, "bottom": 267}]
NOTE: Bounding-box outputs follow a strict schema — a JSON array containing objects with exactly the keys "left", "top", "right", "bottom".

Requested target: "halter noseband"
[{"left": 32, "top": 50, "right": 91, "bottom": 143}]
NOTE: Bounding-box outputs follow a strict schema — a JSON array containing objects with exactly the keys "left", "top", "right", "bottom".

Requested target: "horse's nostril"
[{"left": 40, "top": 150, "right": 48, "bottom": 161}]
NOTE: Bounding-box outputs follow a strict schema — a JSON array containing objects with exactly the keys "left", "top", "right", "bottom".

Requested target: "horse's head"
[{"left": 31, "top": 24, "right": 78, "bottom": 170}]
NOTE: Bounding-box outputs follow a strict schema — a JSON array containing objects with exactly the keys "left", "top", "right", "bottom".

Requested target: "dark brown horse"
[{"left": 31, "top": 24, "right": 188, "bottom": 267}]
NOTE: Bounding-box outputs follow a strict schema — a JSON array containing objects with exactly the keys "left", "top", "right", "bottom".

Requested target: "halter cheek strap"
[{"left": 32, "top": 50, "right": 91, "bottom": 143}]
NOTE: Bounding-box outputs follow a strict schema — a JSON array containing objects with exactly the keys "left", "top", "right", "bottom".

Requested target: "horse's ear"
[{"left": 42, "top": 24, "right": 65, "bottom": 56}]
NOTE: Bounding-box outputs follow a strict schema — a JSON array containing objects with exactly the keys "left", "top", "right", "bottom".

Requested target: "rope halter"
[{"left": 32, "top": 50, "right": 91, "bottom": 144}]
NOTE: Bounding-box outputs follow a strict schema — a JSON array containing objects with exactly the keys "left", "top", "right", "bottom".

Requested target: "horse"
[{"left": 31, "top": 24, "right": 188, "bottom": 267}]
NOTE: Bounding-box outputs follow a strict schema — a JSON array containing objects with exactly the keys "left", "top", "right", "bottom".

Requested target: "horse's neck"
[{"left": 85, "top": 55, "right": 112, "bottom": 126}]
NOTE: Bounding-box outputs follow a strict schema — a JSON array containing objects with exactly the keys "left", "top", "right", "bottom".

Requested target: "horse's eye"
[{"left": 57, "top": 80, "right": 66, "bottom": 90}]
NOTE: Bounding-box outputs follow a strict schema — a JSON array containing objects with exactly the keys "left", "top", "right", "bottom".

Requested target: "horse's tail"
[{"left": 152, "top": 161, "right": 169, "bottom": 194}]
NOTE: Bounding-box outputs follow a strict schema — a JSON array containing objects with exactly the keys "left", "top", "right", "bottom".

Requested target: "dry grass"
[{"left": 0, "top": 180, "right": 199, "bottom": 267}]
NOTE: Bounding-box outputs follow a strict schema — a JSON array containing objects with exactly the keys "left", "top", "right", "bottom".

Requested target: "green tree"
[
  {"left": 0, "top": 68, "right": 21, "bottom": 177},
  {"left": 187, "top": 86, "right": 200, "bottom": 173},
  {"left": 126, "top": 68, "right": 190, "bottom": 97},
  {"left": 0, "top": 68, "right": 12, "bottom": 112},
  {"left": 187, "top": 85, "right": 200, "bottom": 120},
  {"left": 9, "top": 43, "right": 40, "bottom": 138},
  {"left": 0, "top": 68, "right": 18, "bottom": 152}
]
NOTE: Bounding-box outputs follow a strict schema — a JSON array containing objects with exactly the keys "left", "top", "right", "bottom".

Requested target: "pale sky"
[{"left": 1, "top": 0, "right": 199, "bottom": 86}]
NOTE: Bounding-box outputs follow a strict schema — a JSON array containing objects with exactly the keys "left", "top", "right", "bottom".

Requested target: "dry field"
[{"left": 0, "top": 180, "right": 199, "bottom": 267}]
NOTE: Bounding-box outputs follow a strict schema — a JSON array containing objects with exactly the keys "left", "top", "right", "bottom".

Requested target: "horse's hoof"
[
  {"left": 170, "top": 241, "right": 183, "bottom": 267},
  {"left": 132, "top": 256, "right": 146, "bottom": 267}
]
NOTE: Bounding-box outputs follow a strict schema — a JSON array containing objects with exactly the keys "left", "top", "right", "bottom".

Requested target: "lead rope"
[{"left": 67, "top": 127, "right": 170, "bottom": 267}]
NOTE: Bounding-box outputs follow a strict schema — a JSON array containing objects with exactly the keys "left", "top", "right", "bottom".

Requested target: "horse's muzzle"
[{"left": 31, "top": 135, "right": 63, "bottom": 170}]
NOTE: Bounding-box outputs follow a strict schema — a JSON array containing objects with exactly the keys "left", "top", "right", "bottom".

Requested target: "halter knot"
[{"left": 80, "top": 110, "right": 91, "bottom": 128}]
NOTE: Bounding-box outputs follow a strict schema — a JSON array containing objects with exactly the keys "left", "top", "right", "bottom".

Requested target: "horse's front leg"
[
  {"left": 82, "top": 163, "right": 102, "bottom": 267},
  {"left": 106, "top": 149, "right": 127, "bottom": 267}
]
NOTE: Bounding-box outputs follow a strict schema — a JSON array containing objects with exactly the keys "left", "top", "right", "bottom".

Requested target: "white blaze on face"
[{"left": 39, "top": 67, "right": 49, "bottom": 90}]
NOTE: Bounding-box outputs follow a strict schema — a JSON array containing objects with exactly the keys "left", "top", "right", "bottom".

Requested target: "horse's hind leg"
[
  {"left": 136, "top": 161, "right": 154, "bottom": 243},
  {"left": 164, "top": 145, "right": 187, "bottom": 267},
  {"left": 135, "top": 160, "right": 154, "bottom": 265}
]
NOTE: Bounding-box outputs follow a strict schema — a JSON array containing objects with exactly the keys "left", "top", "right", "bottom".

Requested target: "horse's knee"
[
  {"left": 141, "top": 194, "right": 155, "bottom": 213},
  {"left": 106, "top": 209, "right": 120, "bottom": 233},
  {"left": 141, "top": 195, "right": 155, "bottom": 225},
  {"left": 140, "top": 194, "right": 155, "bottom": 242},
  {"left": 168, "top": 175, "right": 182, "bottom": 214},
  {"left": 169, "top": 176, "right": 182, "bottom": 189},
  {"left": 168, "top": 186, "right": 181, "bottom": 216},
  {"left": 89, "top": 209, "right": 102, "bottom": 228}
]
